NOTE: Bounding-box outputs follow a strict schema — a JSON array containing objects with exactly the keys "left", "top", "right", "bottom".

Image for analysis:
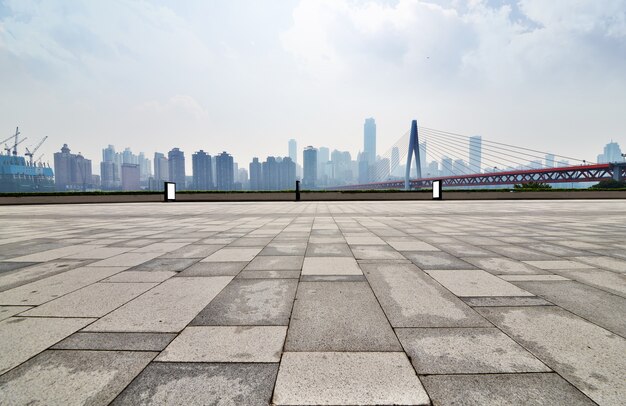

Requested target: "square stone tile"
[
  {"left": 191, "top": 279, "right": 297, "bottom": 325},
  {"left": 550, "top": 268, "right": 626, "bottom": 298},
  {"left": 244, "top": 256, "right": 303, "bottom": 271},
  {"left": 88, "top": 252, "right": 162, "bottom": 267},
  {"left": 478, "top": 306, "right": 626, "bottom": 405},
  {"left": 461, "top": 296, "right": 553, "bottom": 307},
  {"left": 158, "top": 244, "right": 223, "bottom": 258},
  {"left": 52, "top": 332, "right": 176, "bottom": 351},
  {"left": 305, "top": 243, "right": 353, "bottom": 257},
  {"left": 129, "top": 257, "right": 198, "bottom": 272},
  {"left": 301, "top": 257, "right": 362, "bottom": 276},
  {"left": 64, "top": 246, "right": 132, "bottom": 259},
  {"left": 404, "top": 251, "right": 476, "bottom": 270},
  {"left": 111, "top": 363, "right": 278, "bottom": 406},
  {"left": 273, "top": 352, "right": 429, "bottom": 405},
  {"left": 178, "top": 261, "right": 247, "bottom": 276},
  {"left": 0, "top": 317, "right": 95, "bottom": 374},
  {"left": 350, "top": 245, "right": 405, "bottom": 260},
  {"left": 157, "top": 326, "right": 286, "bottom": 362},
  {"left": 22, "top": 282, "right": 157, "bottom": 317},
  {"left": 345, "top": 236, "right": 387, "bottom": 245},
  {"left": 103, "top": 270, "right": 176, "bottom": 282},
  {"left": 85, "top": 277, "right": 232, "bottom": 332},
  {"left": 201, "top": 247, "right": 262, "bottom": 262},
  {"left": 0, "top": 350, "right": 156, "bottom": 406},
  {"left": 237, "top": 270, "right": 301, "bottom": 279},
  {"left": 0, "top": 260, "right": 102, "bottom": 292},
  {"left": 361, "top": 262, "right": 491, "bottom": 327},
  {"left": 397, "top": 327, "right": 550, "bottom": 374},
  {"left": 260, "top": 243, "right": 307, "bottom": 256},
  {"left": 387, "top": 240, "right": 439, "bottom": 251},
  {"left": 463, "top": 257, "right": 550, "bottom": 275},
  {"left": 426, "top": 269, "right": 535, "bottom": 297},
  {"left": 421, "top": 373, "right": 595, "bottom": 406},
  {"left": 573, "top": 256, "right": 626, "bottom": 272},
  {"left": 285, "top": 282, "right": 400, "bottom": 351},
  {"left": 523, "top": 260, "right": 594, "bottom": 270}
]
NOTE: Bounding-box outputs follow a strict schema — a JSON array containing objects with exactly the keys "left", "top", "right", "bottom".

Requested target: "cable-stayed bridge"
[{"left": 332, "top": 120, "right": 626, "bottom": 190}]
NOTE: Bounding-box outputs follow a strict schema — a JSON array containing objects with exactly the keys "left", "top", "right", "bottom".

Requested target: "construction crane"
[
  {"left": 4, "top": 137, "right": 27, "bottom": 156},
  {"left": 25, "top": 136, "right": 48, "bottom": 164}
]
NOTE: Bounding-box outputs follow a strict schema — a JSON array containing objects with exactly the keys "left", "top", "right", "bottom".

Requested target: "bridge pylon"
[{"left": 405, "top": 120, "right": 422, "bottom": 190}]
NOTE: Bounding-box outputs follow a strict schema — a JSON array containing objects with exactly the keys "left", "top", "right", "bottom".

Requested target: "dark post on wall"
[{"left": 295, "top": 180, "right": 301, "bottom": 201}]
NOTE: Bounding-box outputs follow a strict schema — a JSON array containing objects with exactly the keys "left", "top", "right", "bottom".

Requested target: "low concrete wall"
[{"left": 1, "top": 190, "right": 626, "bottom": 205}]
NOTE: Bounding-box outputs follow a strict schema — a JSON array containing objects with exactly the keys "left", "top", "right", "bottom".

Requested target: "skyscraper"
[
  {"left": 279, "top": 157, "right": 296, "bottom": 189},
  {"left": 154, "top": 152, "right": 168, "bottom": 184},
  {"left": 545, "top": 153, "right": 555, "bottom": 168},
  {"left": 262, "top": 156, "right": 279, "bottom": 190},
  {"left": 101, "top": 145, "right": 120, "bottom": 190},
  {"left": 167, "top": 148, "right": 186, "bottom": 189},
  {"left": 215, "top": 151, "right": 234, "bottom": 191},
  {"left": 121, "top": 163, "right": 140, "bottom": 191},
  {"left": 597, "top": 141, "right": 624, "bottom": 163},
  {"left": 54, "top": 144, "right": 93, "bottom": 191},
  {"left": 192, "top": 150, "right": 213, "bottom": 190},
  {"left": 364, "top": 118, "right": 376, "bottom": 164},
  {"left": 317, "top": 146, "right": 329, "bottom": 182},
  {"left": 303, "top": 146, "right": 317, "bottom": 188},
  {"left": 289, "top": 139, "right": 297, "bottom": 164},
  {"left": 469, "top": 136, "right": 482, "bottom": 173},
  {"left": 249, "top": 157, "right": 262, "bottom": 190}
]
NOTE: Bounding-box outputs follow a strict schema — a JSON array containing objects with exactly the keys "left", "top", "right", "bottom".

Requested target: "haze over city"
[{"left": 2, "top": 0, "right": 625, "bottom": 174}]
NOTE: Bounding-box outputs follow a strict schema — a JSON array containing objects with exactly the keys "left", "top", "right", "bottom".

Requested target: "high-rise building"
[
  {"left": 441, "top": 156, "right": 453, "bottom": 176},
  {"left": 279, "top": 157, "right": 296, "bottom": 189},
  {"left": 545, "top": 153, "right": 555, "bottom": 168},
  {"left": 469, "top": 136, "right": 482, "bottom": 173},
  {"left": 357, "top": 152, "right": 369, "bottom": 184},
  {"left": 121, "top": 163, "right": 140, "bottom": 191},
  {"left": 54, "top": 144, "right": 93, "bottom": 191},
  {"left": 167, "top": 148, "right": 186, "bottom": 189},
  {"left": 262, "top": 156, "right": 279, "bottom": 190},
  {"left": 154, "top": 152, "right": 169, "bottom": 184},
  {"left": 138, "top": 152, "right": 151, "bottom": 181},
  {"left": 101, "top": 145, "right": 120, "bottom": 190},
  {"left": 249, "top": 157, "right": 262, "bottom": 190},
  {"left": 597, "top": 141, "right": 624, "bottom": 163},
  {"left": 238, "top": 168, "right": 249, "bottom": 189},
  {"left": 289, "top": 139, "right": 297, "bottom": 164},
  {"left": 303, "top": 146, "right": 317, "bottom": 188},
  {"left": 215, "top": 151, "right": 234, "bottom": 191},
  {"left": 364, "top": 118, "right": 376, "bottom": 164},
  {"left": 317, "top": 147, "right": 330, "bottom": 180},
  {"left": 192, "top": 150, "right": 213, "bottom": 190}
]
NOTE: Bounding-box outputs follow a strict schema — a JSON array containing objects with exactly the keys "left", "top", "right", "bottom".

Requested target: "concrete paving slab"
[
  {"left": 397, "top": 327, "right": 550, "bottom": 374},
  {"left": 387, "top": 240, "right": 439, "bottom": 251},
  {"left": 421, "top": 373, "right": 595, "bottom": 406},
  {"left": 273, "top": 352, "right": 429, "bottom": 405},
  {"left": 308, "top": 236, "right": 345, "bottom": 244},
  {"left": 523, "top": 260, "right": 593, "bottom": 270},
  {"left": 362, "top": 262, "right": 490, "bottom": 327},
  {"left": 260, "top": 242, "right": 307, "bottom": 256},
  {"left": 201, "top": 247, "right": 262, "bottom": 262},
  {"left": 129, "top": 257, "right": 198, "bottom": 272},
  {"left": 64, "top": 246, "right": 132, "bottom": 259},
  {"left": 573, "top": 256, "right": 626, "bottom": 273},
  {"left": 230, "top": 237, "right": 274, "bottom": 246},
  {"left": 0, "top": 317, "right": 95, "bottom": 374},
  {"left": 550, "top": 268, "right": 626, "bottom": 298},
  {"left": 157, "top": 326, "right": 286, "bottom": 362},
  {"left": 439, "top": 243, "right": 495, "bottom": 257},
  {"left": 285, "top": 281, "right": 401, "bottom": 351},
  {"left": 0, "top": 306, "right": 31, "bottom": 321},
  {"left": 0, "top": 350, "right": 156, "bottom": 405},
  {"left": 178, "top": 261, "right": 247, "bottom": 276},
  {"left": 52, "top": 332, "right": 176, "bottom": 351},
  {"left": 244, "top": 255, "right": 303, "bottom": 271},
  {"left": 403, "top": 251, "right": 476, "bottom": 270},
  {"left": 0, "top": 266, "right": 127, "bottom": 305},
  {"left": 500, "top": 274, "right": 569, "bottom": 281},
  {"left": 512, "top": 280, "right": 626, "bottom": 336},
  {"left": 350, "top": 245, "right": 405, "bottom": 260},
  {"left": 111, "top": 362, "right": 278, "bottom": 405},
  {"left": 103, "top": 270, "right": 176, "bottom": 282},
  {"left": 426, "top": 269, "right": 535, "bottom": 297},
  {"left": 462, "top": 257, "right": 549, "bottom": 275},
  {"left": 305, "top": 243, "right": 352, "bottom": 257},
  {"left": 88, "top": 252, "right": 162, "bottom": 267},
  {"left": 191, "top": 279, "right": 297, "bottom": 325},
  {"left": 477, "top": 306, "right": 626, "bottom": 405},
  {"left": 484, "top": 245, "right": 558, "bottom": 260},
  {"left": 0, "top": 262, "right": 38, "bottom": 274},
  {"left": 157, "top": 244, "right": 223, "bottom": 258},
  {"left": 345, "top": 236, "right": 387, "bottom": 245},
  {"left": 300, "top": 275, "right": 366, "bottom": 282},
  {"left": 4, "top": 244, "right": 103, "bottom": 262},
  {"left": 461, "top": 296, "right": 553, "bottom": 307},
  {"left": 237, "top": 270, "right": 301, "bottom": 279},
  {"left": 301, "top": 257, "right": 362, "bottom": 275},
  {"left": 84, "top": 276, "right": 232, "bottom": 332},
  {"left": 0, "top": 260, "right": 91, "bottom": 292},
  {"left": 22, "top": 282, "right": 157, "bottom": 317},
  {"left": 132, "top": 242, "right": 190, "bottom": 253}
]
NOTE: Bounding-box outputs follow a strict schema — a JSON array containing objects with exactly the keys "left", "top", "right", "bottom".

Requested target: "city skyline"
[{"left": 2, "top": 1, "right": 624, "bottom": 169}]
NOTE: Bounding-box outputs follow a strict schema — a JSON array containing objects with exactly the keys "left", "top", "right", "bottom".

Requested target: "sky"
[{"left": 1, "top": 0, "right": 625, "bottom": 174}]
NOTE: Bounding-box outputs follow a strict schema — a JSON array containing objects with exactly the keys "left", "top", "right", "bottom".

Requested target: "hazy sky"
[{"left": 1, "top": 0, "right": 625, "bottom": 173}]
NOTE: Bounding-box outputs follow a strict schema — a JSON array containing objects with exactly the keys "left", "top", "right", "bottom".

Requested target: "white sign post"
[
  {"left": 164, "top": 182, "right": 176, "bottom": 202},
  {"left": 432, "top": 180, "right": 443, "bottom": 200}
]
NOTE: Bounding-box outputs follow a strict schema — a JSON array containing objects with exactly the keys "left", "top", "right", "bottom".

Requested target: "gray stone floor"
[{"left": 0, "top": 200, "right": 625, "bottom": 405}]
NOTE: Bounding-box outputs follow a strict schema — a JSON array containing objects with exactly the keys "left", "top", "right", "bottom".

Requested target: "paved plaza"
[{"left": 0, "top": 200, "right": 625, "bottom": 405}]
